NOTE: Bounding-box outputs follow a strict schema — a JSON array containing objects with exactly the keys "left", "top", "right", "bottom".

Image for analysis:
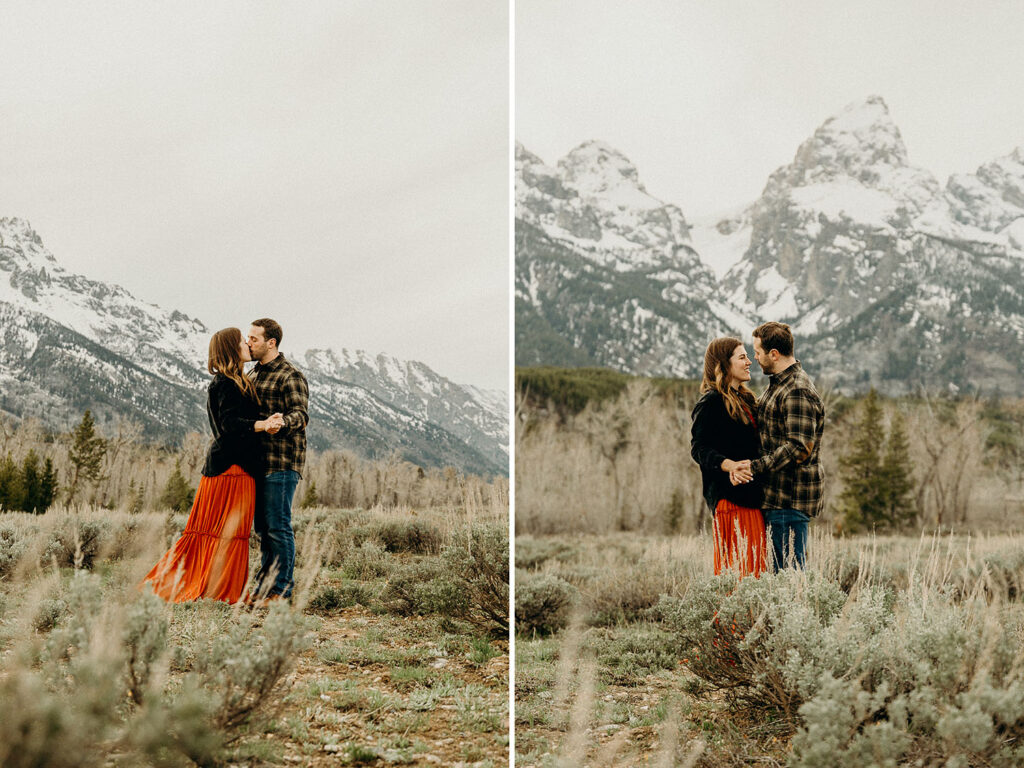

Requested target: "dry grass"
[
  {"left": 0, "top": 495, "right": 509, "bottom": 767},
  {"left": 515, "top": 529, "right": 1024, "bottom": 767}
]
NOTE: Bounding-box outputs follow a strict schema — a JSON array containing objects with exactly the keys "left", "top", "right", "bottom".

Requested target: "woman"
[
  {"left": 690, "top": 337, "right": 766, "bottom": 577},
  {"left": 142, "top": 327, "right": 282, "bottom": 603}
]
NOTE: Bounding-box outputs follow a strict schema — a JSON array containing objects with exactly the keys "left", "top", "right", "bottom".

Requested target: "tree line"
[
  {"left": 515, "top": 366, "right": 1024, "bottom": 535},
  {"left": 0, "top": 408, "right": 505, "bottom": 515},
  {"left": 0, "top": 450, "right": 59, "bottom": 513},
  {"left": 0, "top": 409, "right": 123, "bottom": 513}
]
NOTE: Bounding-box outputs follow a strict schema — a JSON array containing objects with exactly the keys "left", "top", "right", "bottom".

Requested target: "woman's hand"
[
  {"left": 721, "top": 458, "right": 753, "bottom": 485},
  {"left": 255, "top": 413, "right": 285, "bottom": 433}
]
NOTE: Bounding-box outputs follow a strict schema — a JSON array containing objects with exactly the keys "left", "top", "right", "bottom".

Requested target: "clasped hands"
[
  {"left": 259, "top": 413, "right": 285, "bottom": 434},
  {"left": 721, "top": 458, "right": 753, "bottom": 486}
]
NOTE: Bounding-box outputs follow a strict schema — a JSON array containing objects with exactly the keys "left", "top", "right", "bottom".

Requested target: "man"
[
  {"left": 734, "top": 321, "right": 824, "bottom": 571},
  {"left": 247, "top": 318, "right": 309, "bottom": 600}
]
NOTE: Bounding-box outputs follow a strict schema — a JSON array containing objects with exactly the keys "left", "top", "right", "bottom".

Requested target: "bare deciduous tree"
[
  {"left": 516, "top": 380, "right": 703, "bottom": 535},
  {"left": 909, "top": 396, "right": 987, "bottom": 528}
]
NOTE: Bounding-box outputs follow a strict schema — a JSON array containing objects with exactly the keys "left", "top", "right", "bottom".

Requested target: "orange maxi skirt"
[
  {"left": 142, "top": 464, "right": 255, "bottom": 603},
  {"left": 713, "top": 498, "right": 767, "bottom": 578}
]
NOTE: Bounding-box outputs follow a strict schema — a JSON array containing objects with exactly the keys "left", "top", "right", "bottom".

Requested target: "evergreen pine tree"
[
  {"left": 20, "top": 450, "right": 42, "bottom": 512},
  {"left": 160, "top": 460, "right": 195, "bottom": 512},
  {"left": 0, "top": 453, "right": 24, "bottom": 511},
  {"left": 299, "top": 480, "right": 319, "bottom": 508},
  {"left": 67, "top": 410, "right": 106, "bottom": 503},
  {"left": 38, "top": 457, "right": 59, "bottom": 513},
  {"left": 838, "top": 389, "right": 886, "bottom": 532},
  {"left": 126, "top": 478, "right": 146, "bottom": 514},
  {"left": 879, "top": 409, "right": 916, "bottom": 528}
]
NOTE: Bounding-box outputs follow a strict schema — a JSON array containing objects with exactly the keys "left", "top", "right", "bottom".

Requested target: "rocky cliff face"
[
  {"left": 517, "top": 96, "right": 1024, "bottom": 395},
  {"left": 0, "top": 218, "right": 508, "bottom": 475}
]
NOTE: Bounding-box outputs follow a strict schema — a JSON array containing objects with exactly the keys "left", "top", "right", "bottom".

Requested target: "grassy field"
[
  {"left": 0, "top": 501, "right": 508, "bottom": 768},
  {"left": 515, "top": 529, "right": 1024, "bottom": 767}
]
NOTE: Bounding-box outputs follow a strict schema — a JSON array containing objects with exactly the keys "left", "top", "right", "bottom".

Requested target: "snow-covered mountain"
[
  {"left": 517, "top": 96, "right": 1024, "bottom": 395},
  {"left": 515, "top": 141, "right": 752, "bottom": 377},
  {"left": 0, "top": 217, "right": 508, "bottom": 476},
  {"left": 298, "top": 349, "right": 507, "bottom": 472}
]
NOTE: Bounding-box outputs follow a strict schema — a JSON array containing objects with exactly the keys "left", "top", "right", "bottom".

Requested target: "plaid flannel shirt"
[
  {"left": 749, "top": 361, "right": 825, "bottom": 517},
  {"left": 249, "top": 353, "right": 309, "bottom": 476}
]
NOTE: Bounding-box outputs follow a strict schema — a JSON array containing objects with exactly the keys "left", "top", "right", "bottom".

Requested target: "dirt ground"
[{"left": 245, "top": 605, "right": 509, "bottom": 767}]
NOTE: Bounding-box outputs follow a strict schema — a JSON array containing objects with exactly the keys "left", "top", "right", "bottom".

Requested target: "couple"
[
  {"left": 142, "top": 318, "right": 309, "bottom": 604},
  {"left": 690, "top": 322, "right": 825, "bottom": 576}
]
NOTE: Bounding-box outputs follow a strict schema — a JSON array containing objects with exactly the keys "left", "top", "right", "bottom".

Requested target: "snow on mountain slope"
[
  {"left": 0, "top": 218, "right": 507, "bottom": 474},
  {"left": 517, "top": 96, "right": 1024, "bottom": 394},
  {"left": 515, "top": 142, "right": 753, "bottom": 377}
]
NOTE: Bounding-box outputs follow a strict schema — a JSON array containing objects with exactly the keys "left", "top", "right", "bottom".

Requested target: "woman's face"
[
  {"left": 239, "top": 335, "right": 252, "bottom": 363},
  {"left": 727, "top": 344, "right": 751, "bottom": 387}
]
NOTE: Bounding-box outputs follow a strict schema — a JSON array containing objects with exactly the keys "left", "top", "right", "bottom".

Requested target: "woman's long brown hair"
[
  {"left": 208, "top": 327, "right": 259, "bottom": 401},
  {"left": 700, "top": 337, "right": 756, "bottom": 424}
]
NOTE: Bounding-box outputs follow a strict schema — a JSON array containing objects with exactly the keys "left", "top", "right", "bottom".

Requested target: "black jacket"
[
  {"left": 201, "top": 374, "right": 263, "bottom": 478},
  {"left": 690, "top": 390, "right": 763, "bottom": 513}
]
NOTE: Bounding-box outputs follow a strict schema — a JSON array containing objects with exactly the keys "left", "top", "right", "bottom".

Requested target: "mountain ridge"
[
  {"left": 0, "top": 218, "right": 508, "bottom": 476},
  {"left": 516, "top": 96, "right": 1024, "bottom": 395}
]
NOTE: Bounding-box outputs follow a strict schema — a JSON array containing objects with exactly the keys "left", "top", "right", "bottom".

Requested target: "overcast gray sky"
[
  {"left": 0, "top": 1, "right": 508, "bottom": 391},
  {"left": 517, "top": 0, "right": 1024, "bottom": 220}
]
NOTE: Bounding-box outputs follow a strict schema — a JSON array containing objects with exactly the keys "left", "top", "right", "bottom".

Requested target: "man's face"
[
  {"left": 247, "top": 325, "right": 271, "bottom": 361},
  {"left": 753, "top": 336, "right": 777, "bottom": 374}
]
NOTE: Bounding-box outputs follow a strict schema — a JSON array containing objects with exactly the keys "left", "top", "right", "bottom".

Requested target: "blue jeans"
[
  {"left": 763, "top": 509, "right": 810, "bottom": 571},
  {"left": 253, "top": 470, "right": 299, "bottom": 597}
]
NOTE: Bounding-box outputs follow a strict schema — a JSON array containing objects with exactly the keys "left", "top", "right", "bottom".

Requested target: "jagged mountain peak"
[
  {"left": 0, "top": 216, "right": 42, "bottom": 240},
  {"left": 823, "top": 95, "right": 895, "bottom": 135},
  {"left": 750, "top": 97, "right": 944, "bottom": 237},
  {"left": 298, "top": 346, "right": 508, "bottom": 468},
  {"left": 301, "top": 347, "right": 478, "bottom": 402},
  {"left": 0, "top": 217, "right": 56, "bottom": 266},
  {"left": 517, "top": 140, "right": 694, "bottom": 253},
  {"left": 946, "top": 146, "right": 1024, "bottom": 234},
  {"left": 515, "top": 141, "right": 543, "bottom": 166},
  {"left": 560, "top": 139, "right": 639, "bottom": 180},
  {"left": 779, "top": 95, "right": 916, "bottom": 192},
  {"left": 515, "top": 140, "right": 746, "bottom": 379},
  {"left": 729, "top": 98, "right": 949, "bottom": 321},
  {"left": 0, "top": 218, "right": 211, "bottom": 382},
  {"left": 557, "top": 140, "right": 661, "bottom": 209}
]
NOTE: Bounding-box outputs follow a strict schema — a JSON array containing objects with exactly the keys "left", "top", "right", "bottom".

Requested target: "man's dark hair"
[
  {"left": 251, "top": 318, "right": 283, "bottom": 348},
  {"left": 753, "top": 321, "right": 794, "bottom": 357}
]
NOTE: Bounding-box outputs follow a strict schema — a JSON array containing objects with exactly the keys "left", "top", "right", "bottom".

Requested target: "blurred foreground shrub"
[
  {"left": 659, "top": 569, "right": 1024, "bottom": 766},
  {"left": 0, "top": 521, "right": 27, "bottom": 579},
  {"left": 0, "top": 570, "right": 311, "bottom": 767}
]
